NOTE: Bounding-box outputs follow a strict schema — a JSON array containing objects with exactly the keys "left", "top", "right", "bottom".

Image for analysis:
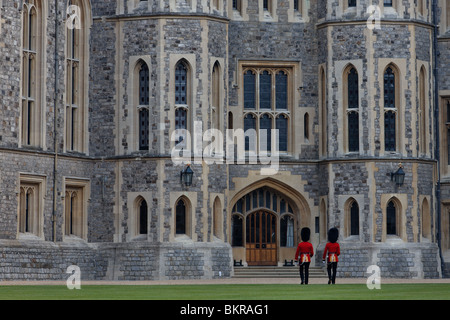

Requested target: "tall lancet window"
[
  {"left": 138, "top": 62, "right": 150, "bottom": 150},
  {"left": 384, "top": 66, "right": 397, "bottom": 152},
  {"left": 65, "top": 0, "right": 89, "bottom": 153},
  {"left": 242, "top": 66, "right": 292, "bottom": 153},
  {"left": 175, "top": 60, "right": 189, "bottom": 146},
  {"left": 419, "top": 67, "right": 426, "bottom": 155},
  {"left": 212, "top": 62, "right": 221, "bottom": 131},
  {"left": 347, "top": 67, "right": 359, "bottom": 152},
  {"left": 350, "top": 200, "right": 359, "bottom": 236},
  {"left": 387, "top": 201, "right": 397, "bottom": 235},
  {"left": 22, "top": 0, "right": 44, "bottom": 147}
]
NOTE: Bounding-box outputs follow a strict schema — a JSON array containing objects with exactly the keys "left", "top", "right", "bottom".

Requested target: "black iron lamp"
[
  {"left": 180, "top": 164, "right": 194, "bottom": 187},
  {"left": 391, "top": 163, "right": 405, "bottom": 186}
]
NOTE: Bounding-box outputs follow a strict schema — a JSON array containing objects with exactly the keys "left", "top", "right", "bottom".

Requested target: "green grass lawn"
[{"left": 0, "top": 283, "right": 449, "bottom": 300}]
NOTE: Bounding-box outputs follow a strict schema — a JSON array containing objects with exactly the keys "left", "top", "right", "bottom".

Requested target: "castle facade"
[{"left": 0, "top": 0, "right": 449, "bottom": 280}]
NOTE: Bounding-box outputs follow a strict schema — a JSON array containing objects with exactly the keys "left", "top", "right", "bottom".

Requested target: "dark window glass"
[
  {"left": 385, "top": 110, "right": 396, "bottom": 151},
  {"left": 175, "top": 108, "right": 187, "bottom": 130},
  {"left": 276, "top": 71, "right": 287, "bottom": 110},
  {"left": 139, "top": 108, "right": 149, "bottom": 150},
  {"left": 175, "top": 108, "right": 187, "bottom": 145},
  {"left": 139, "top": 199, "right": 148, "bottom": 235},
  {"left": 447, "top": 129, "right": 450, "bottom": 165},
  {"left": 348, "top": 68, "right": 358, "bottom": 109},
  {"left": 260, "top": 114, "right": 272, "bottom": 152},
  {"left": 387, "top": 201, "right": 396, "bottom": 235},
  {"left": 231, "top": 215, "right": 243, "bottom": 246},
  {"left": 260, "top": 71, "right": 272, "bottom": 109},
  {"left": 139, "top": 63, "right": 150, "bottom": 105},
  {"left": 246, "top": 194, "right": 251, "bottom": 212},
  {"left": 259, "top": 189, "right": 264, "bottom": 208},
  {"left": 348, "top": 0, "right": 357, "bottom": 7},
  {"left": 280, "top": 215, "right": 294, "bottom": 247},
  {"left": 384, "top": 67, "right": 395, "bottom": 109},
  {"left": 280, "top": 216, "right": 287, "bottom": 246},
  {"left": 280, "top": 199, "right": 286, "bottom": 213},
  {"left": 276, "top": 115, "right": 288, "bottom": 152},
  {"left": 25, "top": 192, "right": 30, "bottom": 233},
  {"left": 244, "top": 114, "right": 256, "bottom": 151},
  {"left": 244, "top": 70, "right": 256, "bottom": 109},
  {"left": 348, "top": 112, "right": 359, "bottom": 152},
  {"left": 176, "top": 200, "right": 186, "bottom": 235},
  {"left": 384, "top": 0, "right": 392, "bottom": 7},
  {"left": 350, "top": 201, "right": 359, "bottom": 235},
  {"left": 175, "top": 62, "right": 188, "bottom": 105},
  {"left": 236, "top": 199, "right": 243, "bottom": 213},
  {"left": 252, "top": 191, "right": 258, "bottom": 209},
  {"left": 384, "top": 66, "right": 397, "bottom": 152},
  {"left": 304, "top": 113, "right": 309, "bottom": 140},
  {"left": 315, "top": 216, "right": 320, "bottom": 233}
]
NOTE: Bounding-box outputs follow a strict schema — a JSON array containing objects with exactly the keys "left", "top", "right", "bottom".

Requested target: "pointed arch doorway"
[
  {"left": 231, "top": 181, "right": 310, "bottom": 267},
  {"left": 246, "top": 210, "right": 277, "bottom": 266}
]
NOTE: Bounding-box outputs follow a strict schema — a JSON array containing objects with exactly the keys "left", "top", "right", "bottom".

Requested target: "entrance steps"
[{"left": 232, "top": 266, "right": 328, "bottom": 279}]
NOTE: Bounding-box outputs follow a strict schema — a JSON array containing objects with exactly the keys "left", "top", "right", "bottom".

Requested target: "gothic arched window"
[
  {"left": 387, "top": 201, "right": 397, "bottom": 235},
  {"left": 347, "top": 67, "right": 359, "bottom": 152},
  {"left": 242, "top": 66, "right": 293, "bottom": 153},
  {"left": 138, "top": 63, "right": 150, "bottom": 150},
  {"left": 139, "top": 198, "right": 148, "bottom": 235},
  {"left": 384, "top": 66, "right": 397, "bottom": 152},
  {"left": 176, "top": 199, "right": 186, "bottom": 235},
  {"left": 350, "top": 200, "right": 359, "bottom": 236},
  {"left": 65, "top": 0, "right": 90, "bottom": 153},
  {"left": 22, "top": 0, "right": 44, "bottom": 148}
]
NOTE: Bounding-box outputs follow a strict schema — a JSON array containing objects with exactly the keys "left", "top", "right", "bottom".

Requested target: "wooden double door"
[{"left": 246, "top": 211, "right": 277, "bottom": 266}]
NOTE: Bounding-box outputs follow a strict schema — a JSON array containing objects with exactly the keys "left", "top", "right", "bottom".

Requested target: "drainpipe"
[
  {"left": 52, "top": 0, "right": 59, "bottom": 242},
  {"left": 432, "top": 0, "right": 445, "bottom": 277}
]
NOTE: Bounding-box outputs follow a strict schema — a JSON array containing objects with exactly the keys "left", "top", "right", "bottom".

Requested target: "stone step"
[{"left": 232, "top": 266, "right": 328, "bottom": 279}]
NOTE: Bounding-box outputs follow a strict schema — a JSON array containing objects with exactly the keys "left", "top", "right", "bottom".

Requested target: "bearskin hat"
[
  {"left": 301, "top": 227, "right": 311, "bottom": 242},
  {"left": 328, "top": 227, "right": 339, "bottom": 243}
]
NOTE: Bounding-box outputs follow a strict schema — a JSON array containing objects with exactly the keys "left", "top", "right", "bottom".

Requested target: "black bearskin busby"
[
  {"left": 328, "top": 227, "right": 339, "bottom": 243},
  {"left": 301, "top": 227, "right": 311, "bottom": 242}
]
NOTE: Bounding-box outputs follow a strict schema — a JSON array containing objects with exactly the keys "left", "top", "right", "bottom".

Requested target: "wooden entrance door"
[{"left": 246, "top": 211, "right": 277, "bottom": 266}]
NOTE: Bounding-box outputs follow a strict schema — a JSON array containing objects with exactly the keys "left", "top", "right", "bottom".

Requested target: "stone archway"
[{"left": 230, "top": 178, "right": 311, "bottom": 266}]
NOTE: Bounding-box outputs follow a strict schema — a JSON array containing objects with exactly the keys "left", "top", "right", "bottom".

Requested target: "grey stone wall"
[
  {"left": 0, "top": 240, "right": 233, "bottom": 281},
  {"left": 0, "top": 240, "right": 109, "bottom": 281},
  {"left": 316, "top": 242, "right": 441, "bottom": 279},
  {"left": 0, "top": 0, "right": 446, "bottom": 281}
]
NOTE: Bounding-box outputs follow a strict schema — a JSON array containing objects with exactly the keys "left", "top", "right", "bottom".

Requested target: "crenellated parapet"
[
  {"left": 318, "top": 0, "right": 432, "bottom": 24},
  {"left": 114, "top": 0, "right": 229, "bottom": 18}
]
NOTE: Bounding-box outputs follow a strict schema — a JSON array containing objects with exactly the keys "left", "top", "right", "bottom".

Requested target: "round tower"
[
  {"left": 317, "top": 0, "right": 441, "bottom": 278},
  {"left": 89, "top": 0, "right": 232, "bottom": 279}
]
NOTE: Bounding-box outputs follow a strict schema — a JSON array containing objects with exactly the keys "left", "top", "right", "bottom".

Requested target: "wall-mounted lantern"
[
  {"left": 391, "top": 163, "right": 405, "bottom": 186},
  {"left": 180, "top": 164, "right": 194, "bottom": 187}
]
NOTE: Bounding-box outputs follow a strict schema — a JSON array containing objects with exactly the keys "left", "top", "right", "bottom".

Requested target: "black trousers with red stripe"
[
  {"left": 299, "top": 262, "right": 310, "bottom": 284},
  {"left": 327, "top": 262, "right": 338, "bottom": 284}
]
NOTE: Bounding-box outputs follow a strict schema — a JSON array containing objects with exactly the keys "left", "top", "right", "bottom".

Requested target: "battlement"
[
  {"left": 117, "top": 0, "right": 228, "bottom": 18},
  {"left": 317, "top": 0, "right": 432, "bottom": 24}
]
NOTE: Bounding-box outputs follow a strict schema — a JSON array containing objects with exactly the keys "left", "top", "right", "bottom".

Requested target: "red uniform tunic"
[
  {"left": 322, "top": 242, "right": 340, "bottom": 262},
  {"left": 295, "top": 242, "right": 314, "bottom": 263}
]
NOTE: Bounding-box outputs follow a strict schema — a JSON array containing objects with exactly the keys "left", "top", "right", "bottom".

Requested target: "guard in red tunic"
[
  {"left": 295, "top": 227, "right": 314, "bottom": 285},
  {"left": 322, "top": 227, "right": 340, "bottom": 284}
]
